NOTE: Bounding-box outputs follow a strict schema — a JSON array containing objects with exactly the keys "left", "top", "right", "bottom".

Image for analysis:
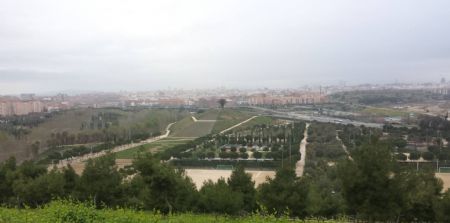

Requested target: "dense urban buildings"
[{"left": 1, "top": 80, "right": 449, "bottom": 117}]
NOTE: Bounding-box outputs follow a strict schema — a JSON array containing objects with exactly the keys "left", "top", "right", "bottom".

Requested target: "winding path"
[
  {"left": 296, "top": 123, "right": 310, "bottom": 177},
  {"left": 50, "top": 122, "right": 176, "bottom": 169}
]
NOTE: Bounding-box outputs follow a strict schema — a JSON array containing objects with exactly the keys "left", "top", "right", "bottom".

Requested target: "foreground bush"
[{"left": 0, "top": 200, "right": 348, "bottom": 223}]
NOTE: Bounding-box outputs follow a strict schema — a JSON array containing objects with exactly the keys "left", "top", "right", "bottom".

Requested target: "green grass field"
[
  {"left": 115, "top": 137, "right": 193, "bottom": 159},
  {"left": 0, "top": 200, "right": 347, "bottom": 223},
  {"left": 211, "top": 108, "right": 253, "bottom": 133},
  {"left": 170, "top": 117, "right": 217, "bottom": 137},
  {"left": 193, "top": 109, "right": 220, "bottom": 120},
  {"left": 361, "top": 106, "right": 410, "bottom": 117},
  {"left": 170, "top": 108, "right": 254, "bottom": 137}
]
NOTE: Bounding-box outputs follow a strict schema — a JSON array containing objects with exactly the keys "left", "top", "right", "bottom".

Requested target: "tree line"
[{"left": 2, "top": 140, "right": 450, "bottom": 221}]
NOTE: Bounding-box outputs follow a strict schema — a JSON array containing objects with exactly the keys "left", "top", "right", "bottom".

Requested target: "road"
[
  {"left": 249, "top": 106, "right": 384, "bottom": 128},
  {"left": 50, "top": 122, "right": 176, "bottom": 169},
  {"left": 219, "top": 116, "right": 258, "bottom": 134},
  {"left": 296, "top": 123, "right": 310, "bottom": 177}
]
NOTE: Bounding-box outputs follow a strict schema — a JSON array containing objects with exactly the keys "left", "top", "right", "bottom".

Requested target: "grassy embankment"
[{"left": 0, "top": 200, "right": 347, "bottom": 223}]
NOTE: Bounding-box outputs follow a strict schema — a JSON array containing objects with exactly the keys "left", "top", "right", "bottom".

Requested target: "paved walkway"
[
  {"left": 219, "top": 116, "right": 258, "bottom": 134},
  {"left": 191, "top": 116, "right": 217, "bottom": 122},
  {"left": 296, "top": 123, "right": 310, "bottom": 177}
]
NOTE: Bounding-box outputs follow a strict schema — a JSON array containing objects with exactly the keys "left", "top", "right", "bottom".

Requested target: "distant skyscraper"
[{"left": 441, "top": 77, "right": 446, "bottom": 84}]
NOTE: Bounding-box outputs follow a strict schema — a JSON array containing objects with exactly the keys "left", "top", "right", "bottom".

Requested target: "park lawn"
[
  {"left": 361, "top": 106, "right": 410, "bottom": 117},
  {"left": 193, "top": 109, "right": 221, "bottom": 120},
  {"left": 211, "top": 108, "right": 253, "bottom": 133},
  {"left": 170, "top": 116, "right": 217, "bottom": 137},
  {"left": 171, "top": 108, "right": 254, "bottom": 137},
  {"left": 115, "top": 138, "right": 193, "bottom": 159}
]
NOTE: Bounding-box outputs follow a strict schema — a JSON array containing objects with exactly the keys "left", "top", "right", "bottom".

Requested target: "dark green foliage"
[
  {"left": 398, "top": 171, "right": 442, "bottom": 222},
  {"left": 228, "top": 166, "right": 257, "bottom": 213},
  {"left": 422, "top": 151, "right": 435, "bottom": 161},
  {"left": 199, "top": 179, "right": 243, "bottom": 215},
  {"left": 395, "top": 153, "right": 407, "bottom": 161},
  {"left": 253, "top": 151, "right": 262, "bottom": 159},
  {"left": 337, "top": 143, "right": 404, "bottom": 220},
  {"left": 258, "top": 168, "right": 308, "bottom": 217},
  {"left": 133, "top": 155, "right": 198, "bottom": 214},
  {"left": 409, "top": 151, "right": 421, "bottom": 160},
  {"left": 436, "top": 190, "right": 450, "bottom": 222},
  {"left": 77, "top": 154, "right": 123, "bottom": 207}
]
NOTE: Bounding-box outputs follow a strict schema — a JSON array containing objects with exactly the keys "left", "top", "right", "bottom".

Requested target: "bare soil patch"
[
  {"left": 185, "top": 169, "right": 275, "bottom": 189},
  {"left": 436, "top": 173, "right": 450, "bottom": 191}
]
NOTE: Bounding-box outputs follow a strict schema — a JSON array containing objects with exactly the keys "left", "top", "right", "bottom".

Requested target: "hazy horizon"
[{"left": 1, "top": 0, "right": 450, "bottom": 94}]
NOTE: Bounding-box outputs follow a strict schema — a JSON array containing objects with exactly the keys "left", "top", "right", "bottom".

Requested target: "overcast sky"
[{"left": 1, "top": 0, "right": 450, "bottom": 94}]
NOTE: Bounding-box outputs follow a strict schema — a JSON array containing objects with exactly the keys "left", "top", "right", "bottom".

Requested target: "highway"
[{"left": 249, "top": 106, "right": 384, "bottom": 128}]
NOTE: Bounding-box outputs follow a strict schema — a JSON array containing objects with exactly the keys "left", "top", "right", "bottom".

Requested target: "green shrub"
[
  {"left": 395, "top": 153, "right": 407, "bottom": 161},
  {"left": 409, "top": 152, "right": 421, "bottom": 160}
]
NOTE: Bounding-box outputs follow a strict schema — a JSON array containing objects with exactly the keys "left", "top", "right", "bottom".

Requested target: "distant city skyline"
[
  {"left": 0, "top": 78, "right": 449, "bottom": 96},
  {"left": 1, "top": 0, "right": 450, "bottom": 94}
]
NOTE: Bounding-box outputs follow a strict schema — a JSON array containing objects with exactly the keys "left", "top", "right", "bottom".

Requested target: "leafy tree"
[
  {"left": 395, "top": 153, "right": 407, "bottom": 161},
  {"left": 77, "top": 154, "right": 123, "bottom": 207},
  {"left": 240, "top": 153, "right": 249, "bottom": 159},
  {"left": 228, "top": 166, "right": 257, "bottom": 213},
  {"left": 399, "top": 171, "right": 442, "bottom": 222},
  {"left": 13, "top": 169, "right": 65, "bottom": 207},
  {"left": 258, "top": 168, "right": 308, "bottom": 217},
  {"left": 62, "top": 165, "right": 79, "bottom": 195},
  {"left": 206, "top": 151, "right": 215, "bottom": 159},
  {"left": 305, "top": 174, "right": 346, "bottom": 218},
  {"left": 199, "top": 179, "right": 243, "bottom": 215},
  {"left": 392, "top": 138, "right": 407, "bottom": 148},
  {"left": 0, "top": 157, "right": 17, "bottom": 204},
  {"left": 133, "top": 155, "right": 198, "bottom": 214},
  {"left": 253, "top": 151, "right": 262, "bottom": 159},
  {"left": 337, "top": 143, "right": 405, "bottom": 221},
  {"left": 217, "top": 99, "right": 227, "bottom": 109},
  {"left": 409, "top": 151, "right": 421, "bottom": 160},
  {"left": 436, "top": 190, "right": 450, "bottom": 222},
  {"left": 422, "top": 151, "right": 434, "bottom": 161}
]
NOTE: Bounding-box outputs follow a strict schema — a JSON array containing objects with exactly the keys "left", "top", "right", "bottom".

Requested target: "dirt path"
[
  {"left": 336, "top": 132, "right": 353, "bottom": 160},
  {"left": 219, "top": 116, "right": 258, "bottom": 134},
  {"left": 49, "top": 122, "right": 175, "bottom": 170},
  {"left": 296, "top": 123, "right": 310, "bottom": 177}
]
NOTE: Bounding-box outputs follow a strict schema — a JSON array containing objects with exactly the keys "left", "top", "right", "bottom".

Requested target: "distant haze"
[{"left": 1, "top": 0, "right": 450, "bottom": 94}]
